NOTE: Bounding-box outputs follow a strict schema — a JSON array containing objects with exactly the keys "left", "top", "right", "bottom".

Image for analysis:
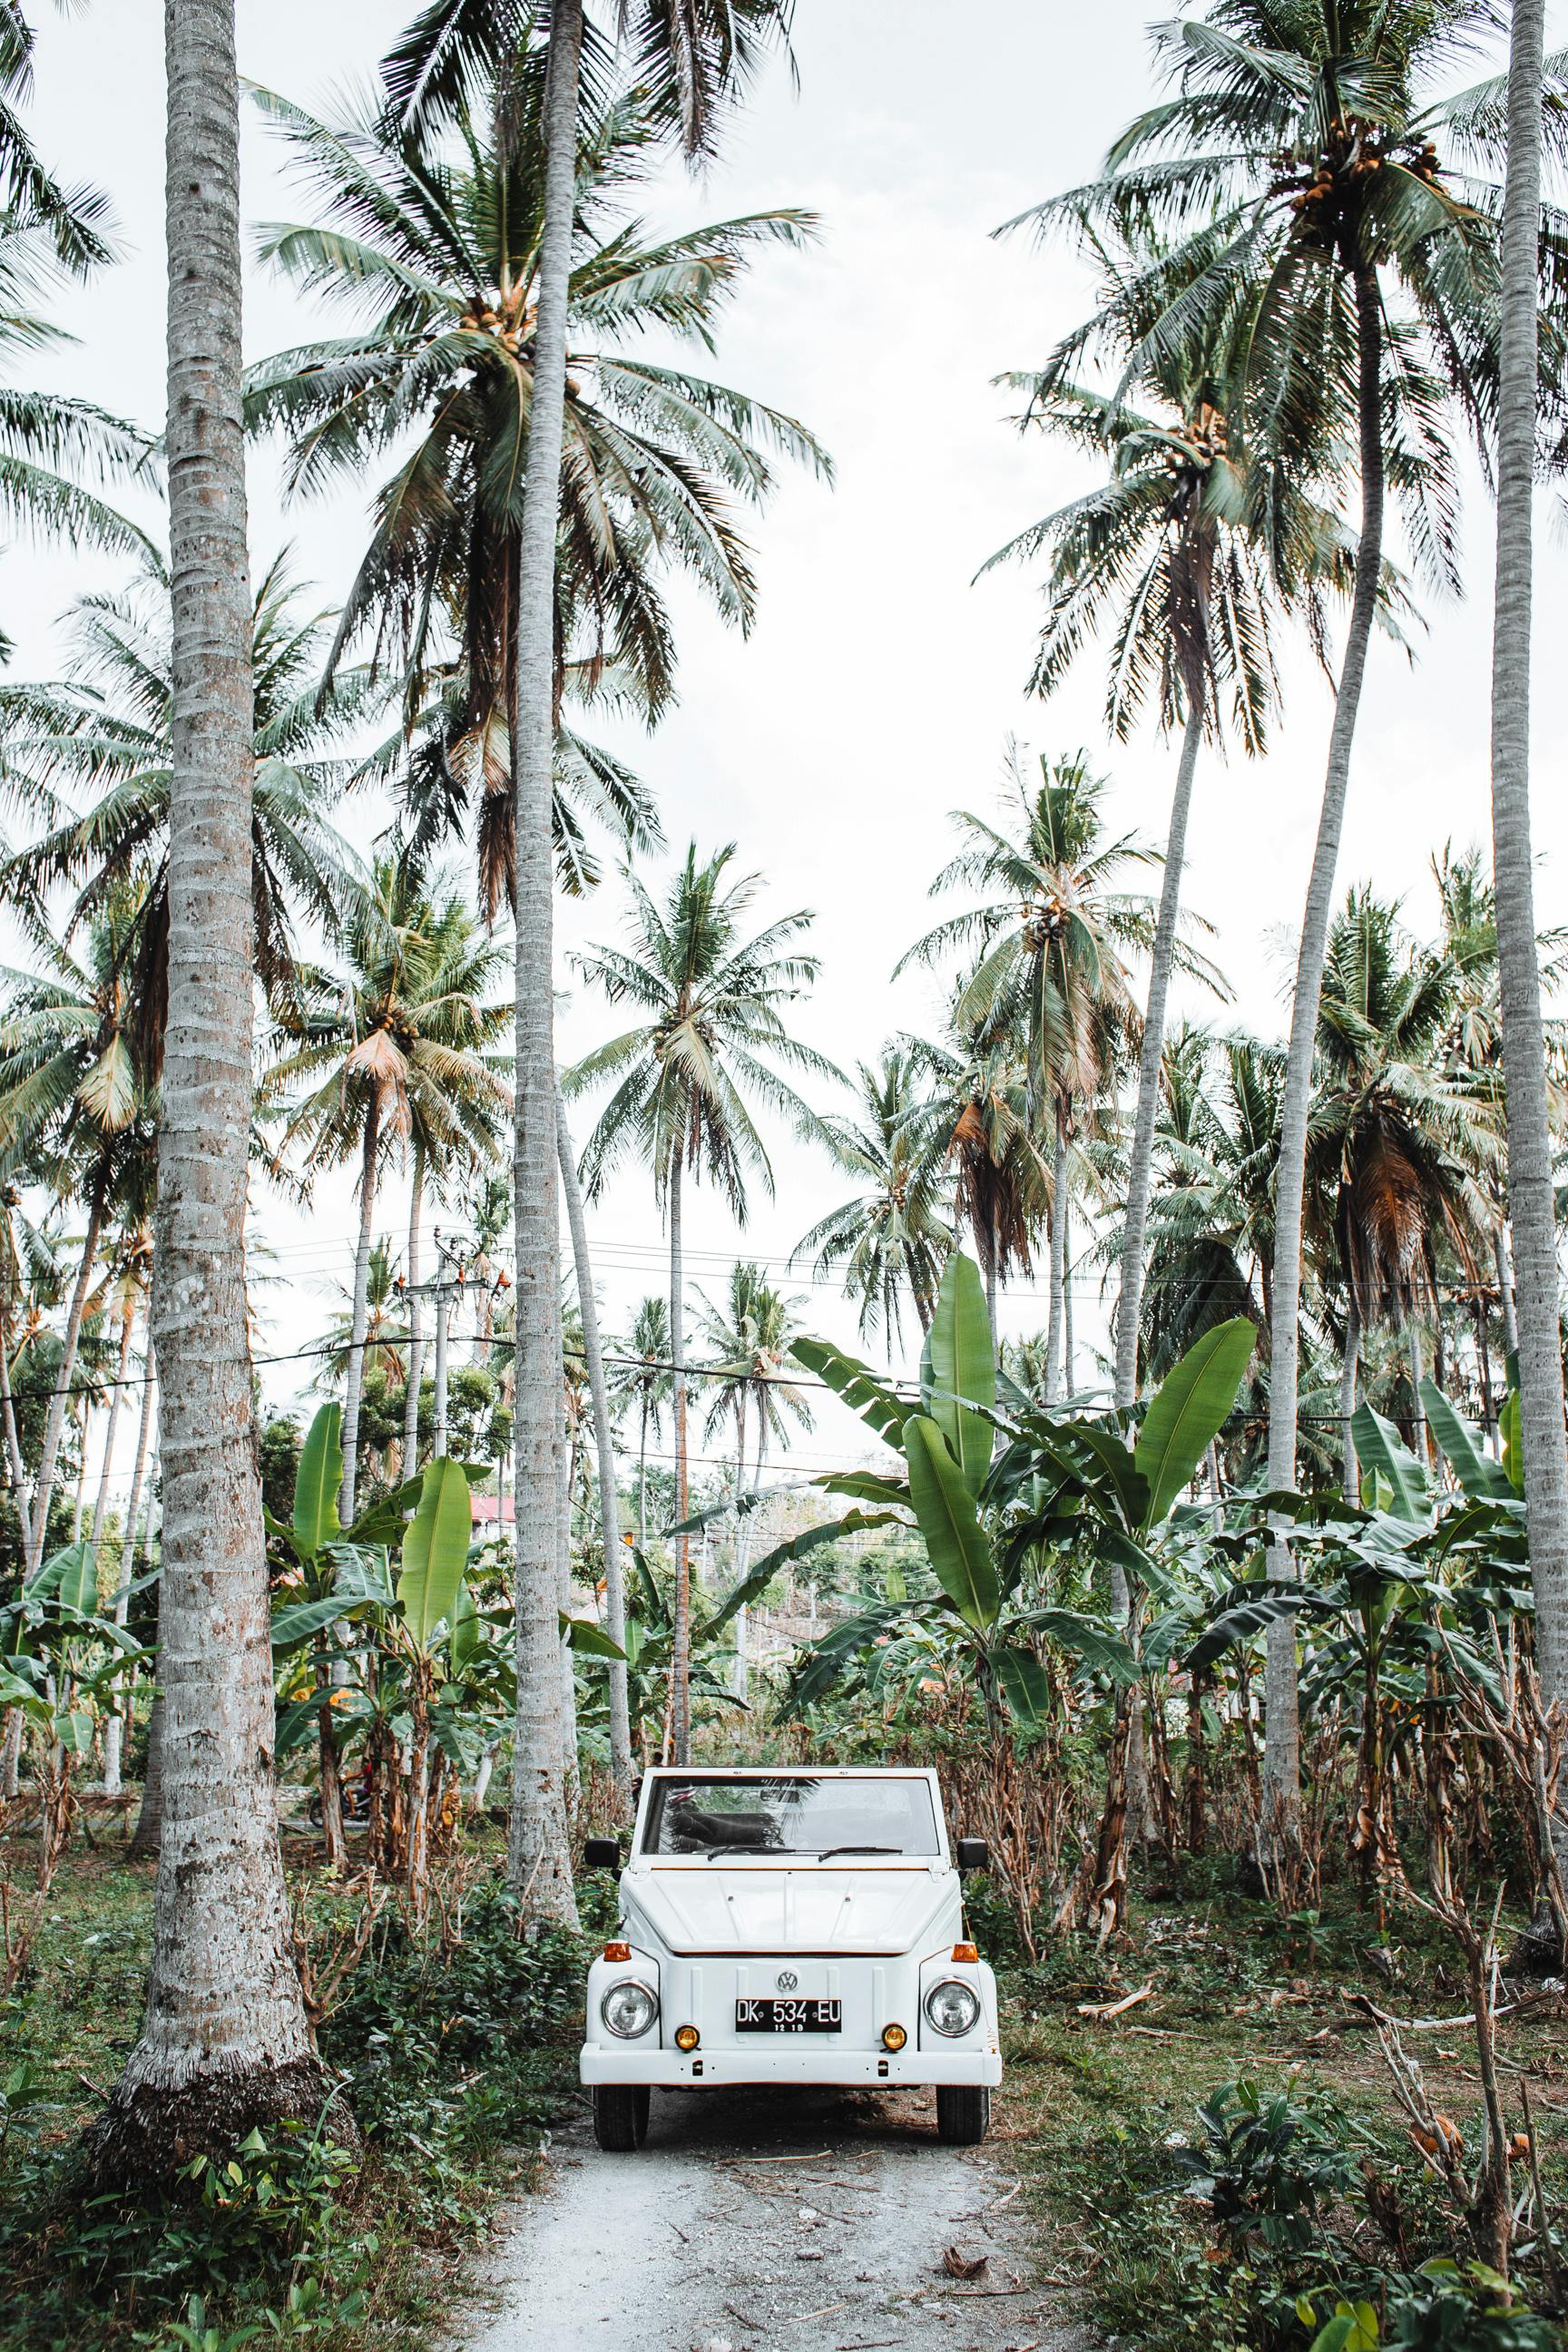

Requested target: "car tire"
[
  {"left": 936, "top": 2085, "right": 991, "bottom": 2146},
  {"left": 593, "top": 2084, "right": 650, "bottom": 2151}
]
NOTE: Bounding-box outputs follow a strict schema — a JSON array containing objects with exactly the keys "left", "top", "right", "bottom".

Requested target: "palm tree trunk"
[
  {"left": 25, "top": 1171, "right": 107, "bottom": 1580},
  {"left": 985, "top": 1248, "right": 998, "bottom": 1348},
  {"left": 557, "top": 1086, "right": 632, "bottom": 1792},
  {"left": 732, "top": 1402, "right": 769, "bottom": 1703},
  {"left": 1063, "top": 1192, "right": 1074, "bottom": 1395},
  {"left": 338, "top": 1092, "right": 382, "bottom": 1524},
  {"left": 669, "top": 1154, "right": 692, "bottom": 1766},
  {"left": 0, "top": 1299, "right": 26, "bottom": 1502},
  {"left": 638, "top": 1396, "right": 650, "bottom": 1552},
  {"left": 91, "top": 1300, "right": 137, "bottom": 1553},
  {"left": 1044, "top": 1125, "right": 1067, "bottom": 1405},
  {"left": 505, "top": 0, "right": 583, "bottom": 1931},
  {"left": 104, "top": 1336, "right": 156, "bottom": 1798},
  {"left": 556, "top": 1388, "right": 579, "bottom": 1817},
  {"left": 93, "top": 0, "right": 328, "bottom": 2181},
  {"left": 1340, "top": 1298, "right": 1361, "bottom": 1503},
  {"left": 1495, "top": 1223, "right": 1520, "bottom": 1362},
  {"left": 1114, "top": 691, "right": 1205, "bottom": 1415},
  {"left": 1489, "top": 0, "right": 1568, "bottom": 1801},
  {"left": 1408, "top": 1314, "right": 1428, "bottom": 1459},
  {"left": 1262, "top": 260, "right": 1386, "bottom": 1873},
  {"left": 402, "top": 1140, "right": 425, "bottom": 1477}
]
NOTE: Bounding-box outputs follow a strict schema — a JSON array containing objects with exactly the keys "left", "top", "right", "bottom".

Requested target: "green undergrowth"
[
  {"left": 996, "top": 1862, "right": 1568, "bottom": 2352},
  {"left": 0, "top": 1836, "right": 590, "bottom": 2351}
]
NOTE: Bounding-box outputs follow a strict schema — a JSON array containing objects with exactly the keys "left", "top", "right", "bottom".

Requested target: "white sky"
[{"left": 17, "top": 1, "right": 1568, "bottom": 1498}]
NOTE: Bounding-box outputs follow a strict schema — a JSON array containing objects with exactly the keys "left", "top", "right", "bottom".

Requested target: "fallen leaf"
[{"left": 942, "top": 2246, "right": 990, "bottom": 2281}]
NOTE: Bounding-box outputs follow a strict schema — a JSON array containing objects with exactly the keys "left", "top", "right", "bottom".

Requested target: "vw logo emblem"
[{"left": 776, "top": 1969, "right": 799, "bottom": 1993}]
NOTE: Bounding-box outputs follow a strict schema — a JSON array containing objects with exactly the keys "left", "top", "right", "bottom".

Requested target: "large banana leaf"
[
  {"left": 397, "top": 1458, "right": 472, "bottom": 1648},
  {"left": 1186, "top": 1585, "right": 1331, "bottom": 1671},
  {"left": 1134, "top": 1318, "right": 1256, "bottom": 1529},
  {"left": 292, "top": 1404, "right": 343, "bottom": 1559},
  {"left": 1026, "top": 1606, "right": 1141, "bottom": 1684},
  {"left": 925, "top": 1251, "right": 995, "bottom": 1495},
  {"left": 24, "top": 1541, "right": 96, "bottom": 1612},
  {"left": 791, "top": 1336, "right": 907, "bottom": 1448},
  {"left": 696, "top": 1509, "right": 904, "bottom": 1641},
  {"left": 561, "top": 1612, "right": 626, "bottom": 1660},
  {"left": 904, "top": 1414, "right": 999, "bottom": 1631},
  {"left": 1500, "top": 1388, "right": 1524, "bottom": 1494},
  {"left": 270, "top": 1592, "right": 379, "bottom": 1652},
  {"left": 1349, "top": 1405, "right": 1429, "bottom": 1521},
  {"left": 1418, "top": 1379, "right": 1512, "bottom": 1503},
  {"left": 994, "top": 1644, "right": 1053, "bottom": 1727}
]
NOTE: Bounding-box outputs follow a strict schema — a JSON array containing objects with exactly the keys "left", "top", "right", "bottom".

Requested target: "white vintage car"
[{"left": 580, "top": 1765, "right": 1001, "bottom": 2151}]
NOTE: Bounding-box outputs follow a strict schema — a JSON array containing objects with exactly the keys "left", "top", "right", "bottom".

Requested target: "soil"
[{"left": 455, "top": 2082, "right": 1095, "bottom": 2352}]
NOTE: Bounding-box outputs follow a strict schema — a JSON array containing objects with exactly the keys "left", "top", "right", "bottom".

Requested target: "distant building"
[{"left": 471, "top": 1493, "right": 514, "bottom": 1528}]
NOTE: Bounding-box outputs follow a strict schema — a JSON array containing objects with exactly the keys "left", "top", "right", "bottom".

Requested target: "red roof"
[{"left": 470, "top": 1493, "right": 514, "bottom": 1525}]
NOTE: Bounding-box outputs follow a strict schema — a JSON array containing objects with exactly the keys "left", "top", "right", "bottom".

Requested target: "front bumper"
[{"left": 580, "top": 2043, "right": 1003, "bottom": 2089}]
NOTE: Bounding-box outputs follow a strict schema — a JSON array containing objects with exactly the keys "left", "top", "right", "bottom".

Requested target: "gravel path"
[{"left": 457, "top": 2083, "right": 1095, "bottom": 2352}]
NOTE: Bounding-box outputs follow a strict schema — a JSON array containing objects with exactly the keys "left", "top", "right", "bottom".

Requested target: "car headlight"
[
  {"left": 924, "top": 1978, "right": 981, "bottom": 2038},
  {"left": 601, "top": 1978, "right": 658, "bottom": 2039}
]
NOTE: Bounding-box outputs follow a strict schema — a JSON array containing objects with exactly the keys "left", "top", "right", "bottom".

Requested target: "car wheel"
[
  {"left": 593, "top": 2083, "right": 651, "bottom": 2151},
  {"left": 936, "top": 2085, "right": 991, "bottom": 2145}
]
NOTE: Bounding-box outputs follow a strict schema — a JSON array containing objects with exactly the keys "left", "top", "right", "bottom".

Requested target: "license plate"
[{"left": 735, "top": 1997, "right": 841, "bottom": 2034}]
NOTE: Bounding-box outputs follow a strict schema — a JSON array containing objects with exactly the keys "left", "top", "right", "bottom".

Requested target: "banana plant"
[
  {"left": 0, "top": 1541, "right": 152, "bottom": 1876},
  {"left": 794, "top": 1255, "right": 1257, "bottom": 1730}
]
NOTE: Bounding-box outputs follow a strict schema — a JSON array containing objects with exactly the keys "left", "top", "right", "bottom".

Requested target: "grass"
[
  {"left": 0, "top": 1827, "right": 1563, "bottom": 2351},
  {"left": 988, "top": 1858, "right": 1568, "bottom": 2351}
]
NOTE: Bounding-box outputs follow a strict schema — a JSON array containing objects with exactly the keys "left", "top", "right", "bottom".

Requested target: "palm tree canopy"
[
  {"left": 566, "top": 840, "right": 837, "bottom": 1216},
  {"left": 1005, "top": 0, "right": 1568, "bottom": 598},
  {"left": 1305, "top": 887, "right": 1503, "bottom": 1329},
  {"left": 0, "top": 552, "right": 375, "bottom": 1066},
  {"left": 244, "top": 62, "right": 828, "bottom": 911},
  {"left": 897, "top": 746, "right": 1220, "bottom": 1119},
  {"left": 608, "top": 1293, "right": 672, "bottom": 1431},
  {"left": 791, "top": 1048, "right": 953, "bottom": 1342},
  {"left": 263, "top": 858, "right": 513, "bottom": 1194},
  {"left": 695, "top": 1260, "right": 813, "bottom": 1455}
]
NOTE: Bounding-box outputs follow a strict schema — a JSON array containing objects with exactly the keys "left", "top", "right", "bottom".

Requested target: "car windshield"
[{"left": 641, "top": 1775, "right": 941, "bottom": 1858}]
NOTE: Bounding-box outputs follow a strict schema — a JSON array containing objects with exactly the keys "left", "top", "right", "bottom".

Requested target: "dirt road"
[{"left": 457, "top": 2084, "right": 1094, "bottom": 2352}]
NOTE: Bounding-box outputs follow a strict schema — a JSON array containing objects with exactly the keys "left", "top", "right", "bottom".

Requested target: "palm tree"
[
  {"left": 902, "top": 1016, "right": 1050, "bottom": 1349},
  {"left": 1488, "top": 0, "right": 1568, "bottom": 1804},
  {"left": 0, "top": 886, "right": 158, "bottom": 1582},
  {"left": 0, "top": 552, "right": 371, "bottom": 1066},
  {"left": 791, "top": 1050, "right": 952, "bottom": 1342},
  {"left": 982, "top": 217, "right": 1392, "bottom": 1422},
  {"left": 0, "top": 195, "right": 152, "bottom": 662},
  {"left": 568, "top": 841, "right": 834, "bottom": 1760},
  {"left": 264, "top": 861, "right": 510, "bottom": 1522},
  {"left": 609, "top": 1295, "right": 671, "bottom": 1552},
  {"left": 262, "top": 9, "right": 808, "bottom": 1921},
  {"left": 696, "top": 1264, "right": 813, "bottom": 1698},
  {"left": 0, "top": 7, "right": 118, "bottom": 270},
  {"left": 899, "top": 748, "right": 1194, "bottom": 1377},
  {"left": 1132, "top": 1027, "right": 1277, "bottom": 1377},
  {"left": 93, "top": 0, "right": 324, "bottom": 2186},
  {"left": 1031, "top": 0, "right": 1568, "bottom": 1863},
  {"left": 1306, "top": 892, "right": 1501, "bottom": 1493}
]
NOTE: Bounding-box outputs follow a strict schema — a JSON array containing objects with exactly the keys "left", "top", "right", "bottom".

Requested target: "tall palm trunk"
[
  {"left": 0, "top": 1298, "right": 26, "bottom": 1501},
  {"left": 91, "top": 1299, "right": 137, "bottom": 1554},
  {"left": 1262, "top": 261, "right": 1385, "bottom": 1867},
  {"left": 1494, "top": 1224, "right": 1520, "bottom": 1361},
  {"left": 732, "top": 1396, "right": 769, "bottom": 1702},
  {"left": 1115, "top": 691, "right": 1205, "bottom": 1416},
  {"left": 25, "top": 1169, "right": 107, "bottom": 1579},
  {"left": 557, "top": 1086, "right": 632, "bottom": 1792},
  {"left": 1062, "top": 1193, "right": 1074, "bottom": 1395},
  {"left": 505, "top": 0, "right": 583, "bottom": 1927},
  {"left": 668, "top": 1153, "right": 692, "bottom": 1765},
  {"left": 402, "top": 1139, "right": 425, "bottom": 1476},
  {"left": 93, "top": 0, "right": 328, "bottom": 2180},
  {"left": 1489, "top": 0, "right": 1568, "bottom": 1810},
  {"left": 338, "top": 1092, "right": 382, "bottom": 1524},
  {"left": 1044, "top": 1125, "right": 1067, "bottom": 1404},
  {"left": 638, "top": 1395, "right": 651, "bottom": 1551},
  {"left": 104, "top": 1335, "right": 156, "bottom": 1798},
  {"left": 1340, "top": 1298, "right": 1361, "bottom": 1502}
]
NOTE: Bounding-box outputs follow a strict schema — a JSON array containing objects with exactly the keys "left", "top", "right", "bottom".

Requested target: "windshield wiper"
[
  {"left": 703, "top": 1842, "right": 777, "bottom": 1860},
  {"left": 816, "top": 1844, "right": 903, "bottom": 1859}
]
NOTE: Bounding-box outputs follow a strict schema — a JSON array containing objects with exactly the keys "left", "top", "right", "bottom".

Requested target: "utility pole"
[{"left": 397, "top": 1231, "right": 509, "bottom": 1466}]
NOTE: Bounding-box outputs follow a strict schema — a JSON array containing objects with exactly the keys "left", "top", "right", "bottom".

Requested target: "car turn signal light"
[
  {"left": 603, "top": 1941, "right": 631, "bottom": 1963},
  {"left": 674, "top": 2024, "right": 701, "bottom": 2053},
  {"left": 952, "top": 1942, "right": 978, "bottom": 1964},
  {"left": 881, "top": 2023, "right": 907, "bottom": 2052}
]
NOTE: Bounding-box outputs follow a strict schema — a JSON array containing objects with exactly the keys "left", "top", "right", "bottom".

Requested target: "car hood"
[{"left": 622, "top": 1865, "right": 956, "bottom": 1957}]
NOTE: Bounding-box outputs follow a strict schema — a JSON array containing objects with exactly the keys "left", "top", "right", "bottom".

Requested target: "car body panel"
[{"left": 579, "top": 1768, "right": 1000, "bottom": 2094}]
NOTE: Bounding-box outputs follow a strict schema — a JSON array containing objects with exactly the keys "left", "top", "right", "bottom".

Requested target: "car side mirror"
[
  {"left": 955, "top": 1838, "right": 990, "bottom": 1874},
  {"left": 583, "top": 1837, "right": 621, "bottom": 1872}
]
